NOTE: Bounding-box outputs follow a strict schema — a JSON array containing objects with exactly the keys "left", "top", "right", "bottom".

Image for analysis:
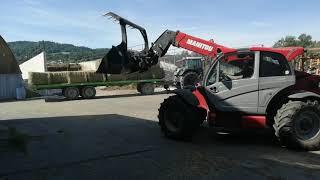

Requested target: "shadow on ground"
[{"left": 0, "top": 114, "right": 320, "bottom": 179}]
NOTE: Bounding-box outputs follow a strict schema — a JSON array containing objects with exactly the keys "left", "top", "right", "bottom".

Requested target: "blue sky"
[{"left": 1, "top": 0, "right": 319, "bottom": 49}]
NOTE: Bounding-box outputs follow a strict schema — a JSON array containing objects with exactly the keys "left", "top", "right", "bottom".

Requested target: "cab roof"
[{"left": 249, "top": 47, "right": 305, "bottom": 61}]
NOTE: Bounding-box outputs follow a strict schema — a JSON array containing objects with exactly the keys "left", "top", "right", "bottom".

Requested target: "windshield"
[{"left": 205, "top": 52, "right": 254, "bottom": 86}]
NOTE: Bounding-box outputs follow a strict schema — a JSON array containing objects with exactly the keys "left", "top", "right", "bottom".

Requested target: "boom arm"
[
  {"left": 97, "top": 12, "right": 235, "bottom": 74},
  {"left": 148, "top": 30, "right": 236, "bottom": 60}
]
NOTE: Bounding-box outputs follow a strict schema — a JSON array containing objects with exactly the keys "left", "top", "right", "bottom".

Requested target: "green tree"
[
  {"left": 273, "top": 34, "right": 319, "bottom": 48},
  {"left": 298, "top": 34, "right": 313, "bottom": 47},
  {"left": 273, "top": 36, "right": 299, "bottom": 47},
  {"left": 8, "top": 41, "right": 109, "bottom": 64}
]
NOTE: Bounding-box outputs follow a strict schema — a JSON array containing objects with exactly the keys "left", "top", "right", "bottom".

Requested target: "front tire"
[
  {"left": 158, "top": 95, "right": 202, "bottom": 140},
  {"left": 274, "top": 100, "right": 320, "bottom": 151}
]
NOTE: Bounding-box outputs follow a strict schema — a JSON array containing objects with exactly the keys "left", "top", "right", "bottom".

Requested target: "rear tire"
[
  {"left": 180, "top": 71, "right": 200, "bottom": 89},
  {"left": 274, "top": 100, "right": 320, "bottom": 151},
  {"left": 63, "top": 87, "right": 80, "bottom": 100},
  {"left": 80, "top": 86, "right": 96, "bottom": 99},
  {"left": 158, "top": 95, "right": 202, "bottom": 140}
]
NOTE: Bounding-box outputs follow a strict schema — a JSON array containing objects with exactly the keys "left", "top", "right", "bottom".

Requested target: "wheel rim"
[
  {"left": 164, "top": 111, "right": 182, "bottom": 133},
  {"left": 85, "top": 88, "right": 94, "bottom": 97},
  {"left": 142, "top": 84, "right": 153, "bottom": 94},
  {"left": 67, "top": 88, "right": 78, "bottom": 99},
  {"left": 294, "top": 110, "right": 320, "bottom": 140}
]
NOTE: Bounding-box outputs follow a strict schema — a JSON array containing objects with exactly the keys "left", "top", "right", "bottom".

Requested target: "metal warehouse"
[{"left": 0, "top": 35, "right": 24, "bottom": 100}]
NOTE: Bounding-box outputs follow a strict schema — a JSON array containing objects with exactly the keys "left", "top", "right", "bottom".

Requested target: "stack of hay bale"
[
  {"left": 29, "top": 65, "right": 165, "bottom": 86},
  {"left": 29, "top": 71, "right": 106, "bottom": 85}
]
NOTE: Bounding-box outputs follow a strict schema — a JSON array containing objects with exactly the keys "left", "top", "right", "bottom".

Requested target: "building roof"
[{"left": 0, "top": 35, "right": 21, "bottom": 74}]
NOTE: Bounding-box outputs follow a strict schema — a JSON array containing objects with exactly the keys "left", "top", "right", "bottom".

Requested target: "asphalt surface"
[{"left": 1, "top": 90, "right": 320, "bottom": 180}]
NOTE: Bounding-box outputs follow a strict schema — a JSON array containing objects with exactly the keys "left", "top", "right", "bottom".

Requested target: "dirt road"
[{"left": 0, "top": 90, "right": 320, "bottom": 179}]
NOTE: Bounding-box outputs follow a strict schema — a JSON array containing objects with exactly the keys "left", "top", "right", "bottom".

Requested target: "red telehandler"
[{"left": 98, "top": 12, "right": 320, "bottom": 151}]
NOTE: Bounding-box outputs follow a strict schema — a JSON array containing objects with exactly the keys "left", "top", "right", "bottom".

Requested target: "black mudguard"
[
  {"left": 172, "top": 88, "right": 199, "bottom": 108},
  {"left": 288, "top": 91, "right": 320, "bottom": 100}
]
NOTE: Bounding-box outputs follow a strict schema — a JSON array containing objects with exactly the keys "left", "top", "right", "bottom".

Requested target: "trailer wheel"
[
  {"left": 137, "top": 83, "right": 143, "bottom": 93},
  {"left": 140, "top": 83, "right": 155, "bottom": 95},
  {"left": 80, "top": 86, "right": 96, "bottom": 99},
  {"left": 63, "top": 87, "right": 80, "bottom": 100}
]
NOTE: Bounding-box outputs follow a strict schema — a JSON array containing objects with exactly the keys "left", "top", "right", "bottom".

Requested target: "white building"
[{"left": 19, "top": 52, "right": 46, "bottom": 80}]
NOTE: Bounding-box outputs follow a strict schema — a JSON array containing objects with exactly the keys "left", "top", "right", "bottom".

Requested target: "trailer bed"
[{"left": 30, "top": 78, "right": 167, "bottom": 100}]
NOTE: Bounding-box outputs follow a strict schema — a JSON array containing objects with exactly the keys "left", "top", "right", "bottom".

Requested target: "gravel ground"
[{"left": 0, "top": 90, "right": 320, "bottom": 180}]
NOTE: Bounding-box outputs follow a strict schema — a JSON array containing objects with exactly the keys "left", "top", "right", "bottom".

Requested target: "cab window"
[
  {"left": 219, "top": 53, "right": 254, "bottom": 81},
  {"left": 205, "top": 52, "right": 254, "bottom": 86},
  {"left": 259, "top": 52, "right": 291, "bottom": 77}
]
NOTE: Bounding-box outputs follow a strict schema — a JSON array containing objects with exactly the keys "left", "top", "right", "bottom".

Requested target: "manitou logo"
[{"left": 186, "top": 39, "right": 213, "bottom": 51}]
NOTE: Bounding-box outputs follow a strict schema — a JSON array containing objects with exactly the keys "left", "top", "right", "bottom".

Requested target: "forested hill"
[
  {"left": 8, "top": 41, "right": 109, "bottom": 64},
  {"left": 8, "top": 33, "right": 319, "bottom": 65}
]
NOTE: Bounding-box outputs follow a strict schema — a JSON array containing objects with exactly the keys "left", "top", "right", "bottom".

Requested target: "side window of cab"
[{"left": 260, "top": 52, "right": 291, "bottom": 77}]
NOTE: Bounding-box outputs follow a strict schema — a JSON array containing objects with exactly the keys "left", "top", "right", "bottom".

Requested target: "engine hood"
[
  {"left": 295, "top": 70, "right": 320, "bottom": 89},
  {"left": 295, "top": 70, "right": 319, "bottom": 80}
]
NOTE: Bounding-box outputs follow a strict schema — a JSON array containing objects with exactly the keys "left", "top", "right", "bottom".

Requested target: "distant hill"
[{"left": 8, "top": 41, "right": 109, "bottom": 64}]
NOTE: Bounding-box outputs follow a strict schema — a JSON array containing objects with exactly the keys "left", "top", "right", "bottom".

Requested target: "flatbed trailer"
[{"left": 30, "top": 79, "right": 167, "bottom": 100}]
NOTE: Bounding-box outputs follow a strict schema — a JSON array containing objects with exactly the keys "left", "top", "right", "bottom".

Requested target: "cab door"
[
  {"left": 204, "top": 51, "right": 259, "bottom": 114},
  {"left": 257, "top": 51, "right": 296, "bottom": 113}
]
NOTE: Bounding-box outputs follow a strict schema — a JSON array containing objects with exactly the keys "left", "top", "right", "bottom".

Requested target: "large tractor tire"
[
  {"left": 158, "top": 95, "right": 203, "bottom": 140},
  {"left": 274, "top": 100, "right": 320, "bottom": 151},
  {"left": 180, "top": 71, "right": 200, "bottom": 89}
]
